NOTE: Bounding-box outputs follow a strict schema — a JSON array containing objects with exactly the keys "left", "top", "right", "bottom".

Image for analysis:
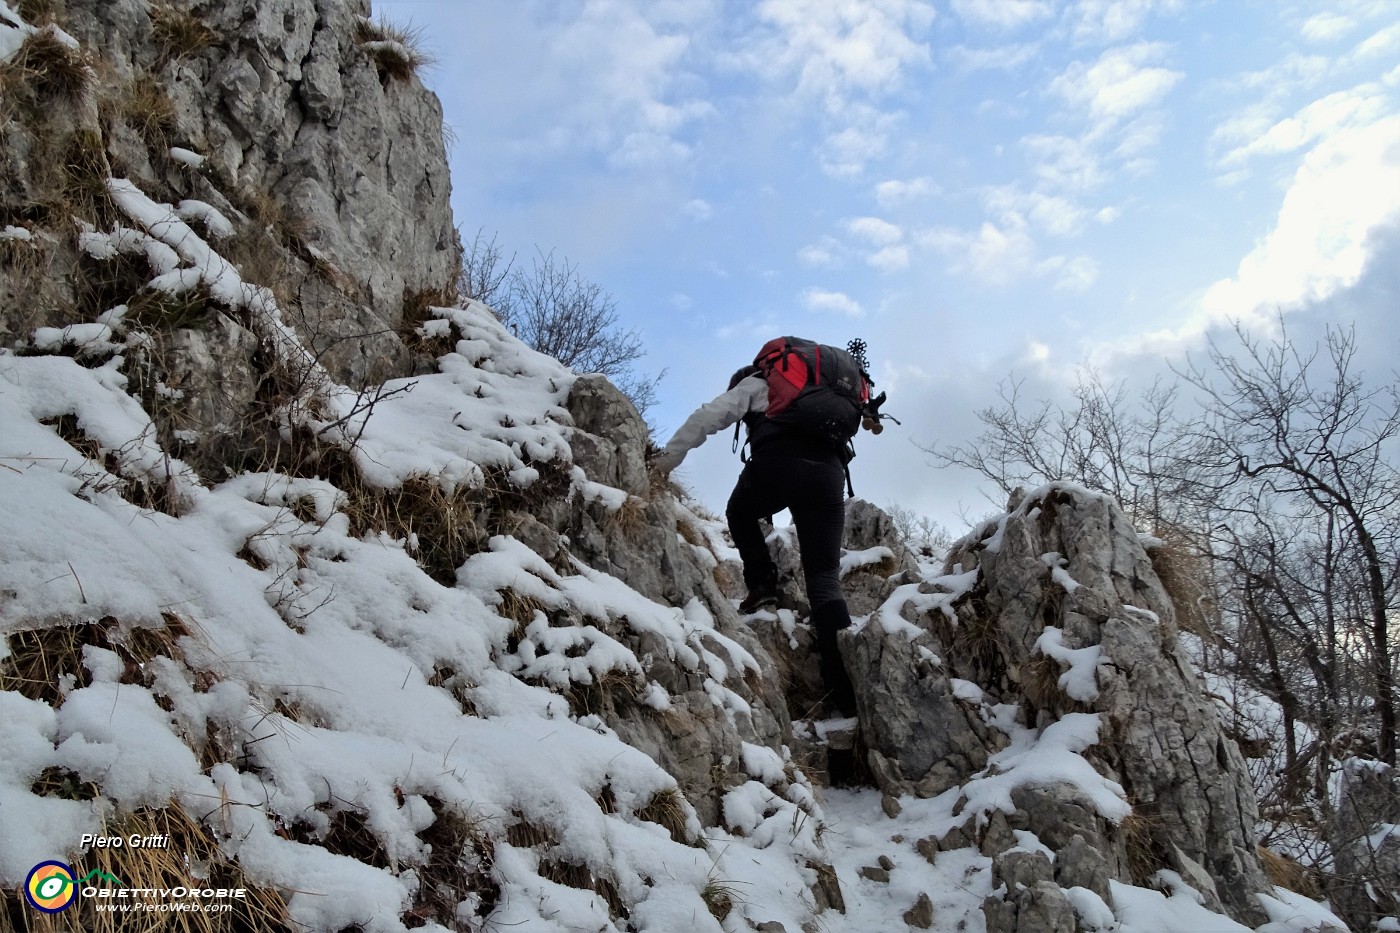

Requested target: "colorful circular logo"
[{"left": 24, "top": 861, "right": 76, "bottom": 913}]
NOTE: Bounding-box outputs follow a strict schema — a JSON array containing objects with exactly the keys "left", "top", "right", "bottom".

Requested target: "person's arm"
[{"left": 655, "top": 376, "right": 766, "bottom": 474}]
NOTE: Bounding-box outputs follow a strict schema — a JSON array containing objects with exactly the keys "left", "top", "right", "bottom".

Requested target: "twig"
[{"left": 67, "top": 560, "right": 87, "bottom": 603}]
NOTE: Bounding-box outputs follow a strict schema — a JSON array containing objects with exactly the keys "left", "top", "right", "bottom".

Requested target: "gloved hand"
[{"left": 653, "top": 447, "right": 684, "bottom": 476}]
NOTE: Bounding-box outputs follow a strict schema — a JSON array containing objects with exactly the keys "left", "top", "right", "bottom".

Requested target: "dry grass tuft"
[
  {"left": 15, "top": 0, "right": 59, "bottom": 23},
  {"left": 149, "top": 3, "right": 218, "bottom": 63},
  {"left": 118, "top": 72, "right": 181, "bottom": 152},
  {"left": 497, "top": 588, "right": 550, "bottom": 626},
  {"left": 57, "top": 128, "right": 119, "bottom": 227},
  {"left": 608, "top": 495, "right": 650, "bottom": 537},
  {"left": 354, "top": 18, "right": 435, "bottom": 83},
  {"left": 0, "top": 612, "right": 194, "bottom": 705},
  {"left": 404, "top": 797, "right": 498, "bottom": 927},
  {"left": 635, "top": 788, "right": 694, "bottom": 845},
  {"left": 1259, "top": 845, "right": 1323, "bottom": 898},
  {"left": 1119, "top": 807, "right": 1168, "bottom": 887},
  {"left": 342, "top": 474, "right": 487, "bottom": 586},
  {"left": 398, "top": 285, "right": 462, "bottom": 357},
  {"left": 126, "top": 281, "right": 217, "bottom": 332},
  {"left": 2, "top": 26, "right": 92, "bottom": 101},
  {"left": 6, "top": 803, "right": 290, "bottom": 933},
  {"left": 1147, "top": 524, "right": 1219, "bottom": 640},
  {"left": 1019, "top": 653, "right": 1072, "bottom": 714},
  {"left": 950, "top": 602, "right": 1011, "bottom": 684}
]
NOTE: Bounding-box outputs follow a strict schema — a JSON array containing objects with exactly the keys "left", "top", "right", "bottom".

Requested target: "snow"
[
  {"left": 169, "top": 146, "right": 207, "bottom": 168},
  {"left": 960, "top": 712, "right": 1132, "bottom": 824},
  {"left": 1035, "top": 625, "right": 1104, "bottom": 702},
  {"left": 0, "top": 163, "right": 1345, "bottom": 932}
]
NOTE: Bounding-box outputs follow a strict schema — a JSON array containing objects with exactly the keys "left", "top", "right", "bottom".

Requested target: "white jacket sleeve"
[{"left": 656, "top": 376, "right": 767, "bottom": 473}]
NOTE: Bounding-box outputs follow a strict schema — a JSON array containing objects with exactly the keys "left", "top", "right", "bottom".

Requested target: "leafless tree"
[
  {"left": 1178, "top": 321, "right": 1399, "bottom": 766},
  {"left": 926, "top": 319, "right": 1398, "bottom": 767},
  {"left": 457, "top": 228, "right": 515, "bottom": 309},
  {"left": 923, "top": 369, "right": 1190, "bottom": 531},
  {"left": 459, "top": 232, "right": 663, "bottom": 419}
]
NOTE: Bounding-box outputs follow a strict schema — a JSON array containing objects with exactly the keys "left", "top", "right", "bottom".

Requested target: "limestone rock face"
[
  {"left": 1329, "top": 758, "right": 1400, "bottom": 930},
  {"left": 2, "top": 0, "right": 460, "bottom": 435},
  {"left": 566, "top": 373, "right": 652, "bottom": 498},
  {"left": 844, "top": 484, "right": 1271, "bottom": 926},
  {"left": 844, "top": 614, "right": 998, "bottom": 797},
  {"left": 562, "top": 373, "right": 792, "bottom": 825}
]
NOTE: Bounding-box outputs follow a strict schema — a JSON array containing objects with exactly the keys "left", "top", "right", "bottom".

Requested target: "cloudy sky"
[{"left": 370, "top": 0, "right": 1399, "bottom": 530}]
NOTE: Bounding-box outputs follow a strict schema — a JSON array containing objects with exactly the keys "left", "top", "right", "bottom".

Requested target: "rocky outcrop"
[
  {"left": 1329, "top": 758, "right": 1399, "bottom": 929},
  {"left": 562, "top": 374, "right": 793, "bottom": 826},
  {"left": 2, "top": 0, "right": 459, "bottom": 477},
  {"left": 843, "top": 483, "right": 1272, "bottom": 926}
]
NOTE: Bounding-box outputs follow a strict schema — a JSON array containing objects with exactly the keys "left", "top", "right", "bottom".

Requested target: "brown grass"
[
  {"left": 1019, "top": 653, "right": 1073, "bottom": 714},
  {"left": 0, "top": 612, "right": 194, "bottom": 705},
  {"left": 635, "top": 788, "right": 696, "bottom": 845},
  {"left": 1259, "top": 845, "right": 1323, "bottom": 898},
  {"left": 354, "top": 18, "right": 435, "bottom": 83},
  {"left": 149, "top": 3, "right": 218, "bottom": 64},
  {"left": 4, "top": 803, "right": 290, "bottom": 933},
  {"left": 1119, "top": 807, "right": 1168, "bottom": 886},
  {"left": 405, "top": 797, "right": 498, "bottom": 927},
  {"left": 118, "top": 72, "right": 180, "bottom": 152},
  {"left": 1147, "top": 525, "right": 1220, "bottom": 640},
  {"left": 2, "top": 26, "right": 92, "bottom": 101}
]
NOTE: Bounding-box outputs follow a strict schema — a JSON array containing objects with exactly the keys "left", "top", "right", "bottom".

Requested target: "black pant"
[{"left": 726, "top": 454, "right": 857, "bottom": 713}]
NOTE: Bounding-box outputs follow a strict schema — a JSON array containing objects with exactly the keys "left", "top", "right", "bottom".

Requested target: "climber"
[{"left": 654, "top": 338, "right": 878, "bottom": 717}]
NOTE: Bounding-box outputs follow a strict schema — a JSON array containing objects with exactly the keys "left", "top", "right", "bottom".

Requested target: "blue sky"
[{"left": 371, "top": 0, "right": 1400, "bottom": 529}]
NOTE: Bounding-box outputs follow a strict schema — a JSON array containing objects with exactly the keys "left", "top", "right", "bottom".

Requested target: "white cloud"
[
  {"left": 1201, "top": 115, "right": 1400, "bottom": 327},
  {"left": 741, "top": 0, "right": 936, "bottom": 107},
  {"left": 1354, "top": 22, "right": 1400, "bottom": 61},
  {"left": 946, "top": 42, "right": 1039, "bottom": 72},
  {"left": 874, "top": 176, "right": 940, "bottom": 207},
  {"left": 1218, "top": 86, "right": 1389, "bottom": 166},
  {"left": 490, "top": 0, "right": 713, "bottom": 169},
  {"left": 682, "top": 198, "right": 713, "bottom": 220},
  {"left": 1104, "top": 114, "right": 1400, "bottom": 360},
  {"left": 868, "top": 243, "right": 910, "bottom": 271},
  {"left": 801, "top": 286, "right": 866, "bottom": 316},
  {"left": 985, "top": 186, "right": 1089, "bottom": 236},
  {"left": 950, "top": 0, "right": 1053, "bottom": 30},
  {"left": 847, "top": 215, "right": 904, "bottom": 245},
  {"left": 1048, "top": 42, "right": 1182, "bottom": 128},
  {"left": 919, "top": 221, "right": 1038, "bottom": 283},
  {"left": 1068, "top": 0, "right": 1183, "bottom": 44},
  {"left": 798, "top": 236, "right": 845, "bottom": 267},
  {"left": 1022, "top": 134, "right": 1108, "bottom": 192},
  {"left": 1044, "top": 254, "right": 1100, "bottom": 290},
  {"left": 1301, "top": 11, "right": 1357, "bottom": 43},
  {"left": 816, "top": 103, "right": 904, "bottom": 176}
]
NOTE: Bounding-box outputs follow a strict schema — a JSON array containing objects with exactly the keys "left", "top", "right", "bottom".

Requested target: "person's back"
[{"left": 656, "top": 337, "right": 872, "bottom": 715}]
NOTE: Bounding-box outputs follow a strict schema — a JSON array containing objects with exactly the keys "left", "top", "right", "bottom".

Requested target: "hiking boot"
[{"left": 738, "top": 589, "right": 778, "bottom": 614}]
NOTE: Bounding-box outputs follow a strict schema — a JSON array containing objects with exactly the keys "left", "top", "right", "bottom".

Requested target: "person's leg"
[
  {"left": 725, "top": 459, "right": 788, "bottom": 603},
  {"left": 788, "top": 459, "right": 857, "bottom": 714}
]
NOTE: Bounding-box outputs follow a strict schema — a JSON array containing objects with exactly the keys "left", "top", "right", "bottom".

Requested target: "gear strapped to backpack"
[{"left": 733, "top": 336, "right": 894, "bottom": 494}]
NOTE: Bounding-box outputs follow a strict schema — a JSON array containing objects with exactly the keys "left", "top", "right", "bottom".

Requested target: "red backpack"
[
  {"left": 755, "top": 336, "right": 871, "bottom": 445},
  {"left": 732, "top": 338, "right": 893, "bottom": 492}
]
